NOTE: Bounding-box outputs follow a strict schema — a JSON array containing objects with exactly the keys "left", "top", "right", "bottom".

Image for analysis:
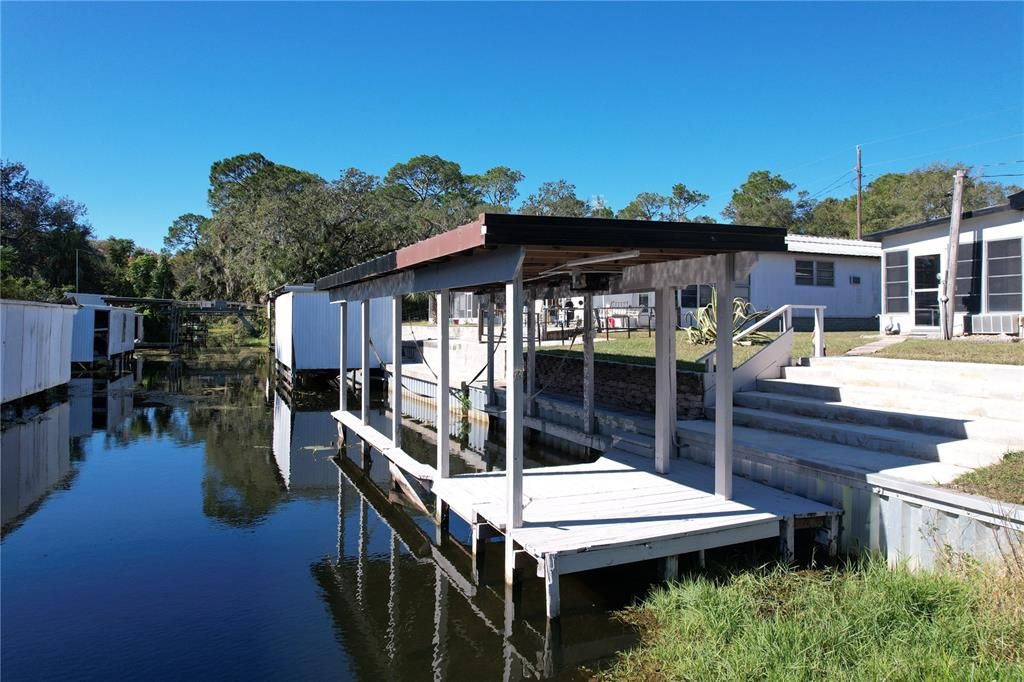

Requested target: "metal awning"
[{"left": 316, "top": 213, "right": 786, "bottom": 299}]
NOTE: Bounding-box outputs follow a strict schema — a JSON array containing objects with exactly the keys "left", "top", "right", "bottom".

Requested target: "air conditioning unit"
[{"left": 967, "top": 314, "right": 1021, "bottom": 335}]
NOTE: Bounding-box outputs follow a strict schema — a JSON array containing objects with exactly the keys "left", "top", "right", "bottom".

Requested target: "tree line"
[{"left": 2, "top": 154, "right": 1018, "bottom": 304}]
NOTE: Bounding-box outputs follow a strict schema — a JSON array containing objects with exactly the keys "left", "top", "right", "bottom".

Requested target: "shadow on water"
[{"left": 1, "top": 349, "right": 653, "bottom": 680}]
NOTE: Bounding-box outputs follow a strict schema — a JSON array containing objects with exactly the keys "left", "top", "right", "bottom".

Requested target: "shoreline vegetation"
[
  {"left": 948, "top": 451, "right": 1024, "bottom": 506},
  {"left": 599, "top": 556, "right": 1024, "bottom": 681}
]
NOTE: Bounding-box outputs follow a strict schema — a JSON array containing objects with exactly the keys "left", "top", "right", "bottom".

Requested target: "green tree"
[
  {"left": 1, "top": 160, "right": 100, "bottom": 296},
  {"left": 519, "top": 179, "right": 588, "bottom": 217},
  {"left": 618, "top": 183, "right": 710, "bottom": 221},
  {"left": 163, "top": 213, "right": 208, "bottom": 252},
  {"left": 722, "top": 170, "right": 798, "bottom": 228},
  {"left": 472, "top": 166, "right": 524, "bottom": 211}
]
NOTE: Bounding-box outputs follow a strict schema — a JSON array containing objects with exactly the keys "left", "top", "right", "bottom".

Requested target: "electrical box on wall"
[{"left": 849, "top": 275, "right": 861, "bottom": 285}]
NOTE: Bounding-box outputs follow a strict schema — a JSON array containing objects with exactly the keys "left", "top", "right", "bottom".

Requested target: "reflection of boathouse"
[
  {"left": 1, "top": 400, "right": 73, "bottom": 532},
  {"left": 271, "top": 391, "right": 346, "bottom": 491}
]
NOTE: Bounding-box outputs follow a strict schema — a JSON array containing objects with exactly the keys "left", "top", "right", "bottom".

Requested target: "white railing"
[{"left": 697, "top": 304, "right": 826, "bottom": 372}]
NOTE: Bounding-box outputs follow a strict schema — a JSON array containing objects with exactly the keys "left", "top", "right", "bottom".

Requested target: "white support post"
[
  {"left": 505, "top": 276, "right": 524, "bottom": 536},
  {"left": 361, "top": 299, "right": 370, "bottom": 425},
  {"left": 654, "top": 288, "right": 677, "bottom": 474},
  {"left": 813, "top": 307, "right": 826, "bottom": 357},
  {"left": 391, "top": 295, "right": 403, "bottom": 448},
  {"left": 485, "top": 295, "right": 495, "bottom": 406},
  {"left": 437, "top": 290, "right": 450, "bottom": 478},
  {"left": 526, "top": 296, "right": 536, "bottom": 417},
  {"left": 582, "top": 293, "right": 595, "bottom": 435},
  {"left": 544, "top": 554, "right": 560, "bottom": 620},
  {"left": 714, "top": 253, "right": 735, "bottom": 500},
  {"left": 339, "top": 301, "right": 348, "bottom": 413}
]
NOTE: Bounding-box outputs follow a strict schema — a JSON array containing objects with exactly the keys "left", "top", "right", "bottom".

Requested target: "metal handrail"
[{"left": 697, "top": 303, "right": 827, "bottom": 371}]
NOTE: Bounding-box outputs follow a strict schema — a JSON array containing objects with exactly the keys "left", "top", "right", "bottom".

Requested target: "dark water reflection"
[{"left": 1, "top": 352, "right": 649, "bottom": 680}]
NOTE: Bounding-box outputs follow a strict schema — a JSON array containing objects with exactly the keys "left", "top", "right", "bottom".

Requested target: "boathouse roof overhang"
[{"left": 315, "top": 213, "right": 787, "bottom": 301}]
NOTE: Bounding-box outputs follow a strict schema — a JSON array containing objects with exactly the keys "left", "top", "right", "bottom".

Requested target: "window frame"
[
  {"left": 986, "top": 237, "right": 1023, "bottom": 313},
  {"left": 884, "top": 250, "right": 909, "bottom": 314}
]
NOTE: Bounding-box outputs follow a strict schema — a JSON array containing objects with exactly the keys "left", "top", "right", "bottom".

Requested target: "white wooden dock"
[{"left": 406, "top": 441, "right": 838, "bottom": 618}]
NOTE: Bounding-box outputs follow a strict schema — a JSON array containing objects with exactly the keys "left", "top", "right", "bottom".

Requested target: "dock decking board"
[{"left": 333, "top": 408, "right": 840, "bottom": 619}]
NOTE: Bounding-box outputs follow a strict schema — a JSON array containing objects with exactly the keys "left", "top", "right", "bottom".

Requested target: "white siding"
[
  {"left": 274, "top": 291, "right": 393, "bottom": 371},
  {"left": 878, "top": 210, "right": 1024, "bottom": 335},
  {"left": 69, "top": 307, "right": 96, "bottom": 362},
  {"left": 1, "top": 300, "right": 77, "bottom": 403},
  {"left": 750, "top": 252, "right": 881, "bottom": 319}
]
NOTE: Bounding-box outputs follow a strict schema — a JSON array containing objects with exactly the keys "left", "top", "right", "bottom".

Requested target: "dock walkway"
[{"left": 421, "top": 443, "right": 837, "bottom": 617}]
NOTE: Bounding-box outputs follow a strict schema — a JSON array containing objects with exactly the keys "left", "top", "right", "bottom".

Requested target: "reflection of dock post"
[
  {"left": 387, "top": 529, "right": 399, "bottom": 663},
  {"left": 432, "top": 566, "right": 448, "bottom": 681},
  {"left": 542, "top": 617, "right": 563, "bottom": 678},
  {"left": 357, "top": 495, "right": 368, "bottom": 608}
]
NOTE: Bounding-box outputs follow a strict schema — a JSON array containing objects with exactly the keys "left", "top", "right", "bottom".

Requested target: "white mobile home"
[
  {"left": 1, "top": 299, "right": 78, "bottom": 404},
  {"left": 592, "top": 235, "right": 881, "bottom": 330},
  {"left": 866, "top": 190, "right": 1024, "bottom": 336},
  {"left": 272, "top": 285, "right": 393, "bottom": 374},
  {"left": 66, "top": 294, "right": 141, "bottom": 364}
]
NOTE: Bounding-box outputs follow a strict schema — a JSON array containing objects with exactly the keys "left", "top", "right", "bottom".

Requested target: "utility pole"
[
  {"left": 855, "top": 145, "right": 863, "bottom": 240},
  {"left": 940, "top": 168, "right": 967, "bottom": 341}
]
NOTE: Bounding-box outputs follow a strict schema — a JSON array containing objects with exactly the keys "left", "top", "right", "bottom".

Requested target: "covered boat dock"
[{"left": 316, "top": 213, "right": 840, "bottom": 619}]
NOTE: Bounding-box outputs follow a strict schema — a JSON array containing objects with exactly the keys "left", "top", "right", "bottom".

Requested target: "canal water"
[{"left": 1, "top": 352, "right": 661, "bottom": 681}]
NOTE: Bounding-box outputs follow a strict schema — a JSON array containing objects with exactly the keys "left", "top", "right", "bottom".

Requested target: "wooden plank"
[
  {"left": 556, "top": 520, "right": 779, "bottom": 575},
  {"left": 332, "top": 409, "right": 434, "bottom": 482}
]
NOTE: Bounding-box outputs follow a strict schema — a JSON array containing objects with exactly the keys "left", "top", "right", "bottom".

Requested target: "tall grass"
[{"left": 603, "top": 557, "right": 1023, "bottom": 681}]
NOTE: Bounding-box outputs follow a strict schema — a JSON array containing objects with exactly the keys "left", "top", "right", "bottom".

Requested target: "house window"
[
  {"left": 795, "top": 260, "right": 834, "bottom": 287},
  {"left": 638, "top": 293, "right": 650, "bottom": 308},
  {"left": 955, "top": 241, "right": 982, "bottom": 314},
  {"left": 884, "top": 250, "right": 909, "bottom": 313},
  {"left": 679, "top": 284, "right": 713, "bottom": 308},
  {"left": 987, "top": 238, "right": 1022, "bottom": 312}
]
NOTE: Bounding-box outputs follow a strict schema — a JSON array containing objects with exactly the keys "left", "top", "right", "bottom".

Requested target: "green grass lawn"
[
  {"left": 601, "top": 558, "right": 1023, "bottom": 681},
  {"left": 539, "top": 331, "right": 872, "bottom": 371},
  {"left": 876, "top": 339, "right": 1024, "bottom": 365},
  {"left": 948, "top": 451, "right": 1024, "bottom": 505}
]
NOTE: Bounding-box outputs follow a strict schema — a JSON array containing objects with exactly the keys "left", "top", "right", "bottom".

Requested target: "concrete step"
[
  {"left": 608, "top": 429, "right": 655, "bottom": 457},
  {"left": 676, "top": 420, "right": 977, "bottom": 485},
  {"left": 783, "top": 360, "right": 1024, "bottom": 400},
  {"left": 733, "top": 391, "right": 1024, "bottom": 446},
  {"left": 755, "top": 378, "right": 1022, "bottom": 421},
  {"left": 707, "top": 407, "right": 1006, "bottom": 468}
]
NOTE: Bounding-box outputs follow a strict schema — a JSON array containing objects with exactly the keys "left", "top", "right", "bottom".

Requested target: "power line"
[
  {"left": 979, "top": 173, "right": 1024, "bottom": 178},
  {"left": 862, "top": 133, "right": 1024, "bottom": 169},
  {"left": 857, "top": 104, "right": 1023, "bottom": 148}
]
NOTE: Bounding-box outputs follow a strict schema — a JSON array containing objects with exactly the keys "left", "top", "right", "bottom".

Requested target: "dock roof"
[{"left": 316, "top": 213, "right": 787, "bottom": 295}]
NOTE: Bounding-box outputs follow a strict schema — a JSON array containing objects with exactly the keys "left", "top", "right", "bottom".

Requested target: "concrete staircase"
[{"left": 681, "top": 356, "right": 1024, "bottom": 485}]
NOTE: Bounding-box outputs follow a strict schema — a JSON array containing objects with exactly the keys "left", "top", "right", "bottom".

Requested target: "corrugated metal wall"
[
  {"left": 276, "top": 292, "right": 393, "bottom": 371},
  {"left": 1, "top": 301, "right": 76, "bottom": 403}
]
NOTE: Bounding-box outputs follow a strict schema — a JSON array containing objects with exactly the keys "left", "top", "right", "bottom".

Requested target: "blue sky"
[{"left": 3, "top": 2, "right": 1022, "bottom": 251}]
